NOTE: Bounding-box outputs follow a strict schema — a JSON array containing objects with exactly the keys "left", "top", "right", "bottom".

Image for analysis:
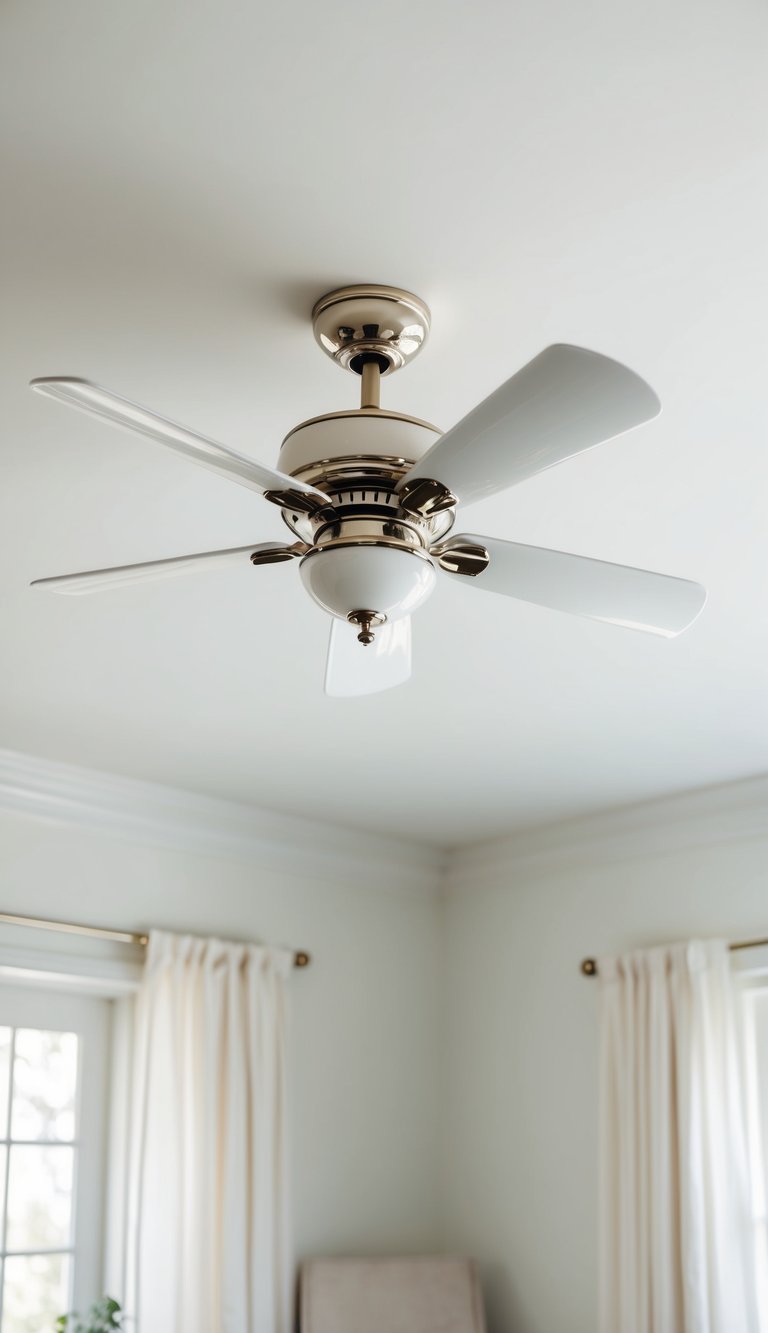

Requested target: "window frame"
[{"left": 0, "top": 982, "right": 113, "bottom": 1325}]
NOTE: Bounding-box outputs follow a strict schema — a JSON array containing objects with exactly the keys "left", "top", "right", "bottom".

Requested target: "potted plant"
[{"left": 57, "top": 1297, "right": 125, "bottom": 1333}]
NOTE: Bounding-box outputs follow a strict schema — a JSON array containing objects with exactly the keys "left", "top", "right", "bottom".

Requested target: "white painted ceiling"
[{"left": 2, "top": 0, "right": 767, "bottom": 846}]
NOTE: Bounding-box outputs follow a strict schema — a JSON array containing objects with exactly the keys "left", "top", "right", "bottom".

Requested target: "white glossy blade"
[
  {"left": 399, "top": 345, "right": 661, "bottom": 505},
  {"left": 31, "top": 543, "right": 290, "bottom": 595},
  {"left": 448, "top": 534, "right": 706, "bottom": 637},
  {"left": 30, "top": 377, "right": 330, "bottom": 507},
  {"left": 325, "top": 617, "right": 412, "bottom": 696}
]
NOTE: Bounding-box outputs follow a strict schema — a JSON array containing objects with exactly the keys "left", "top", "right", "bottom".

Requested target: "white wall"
[
  {"left": 5, "top": 751, "right": 767, "bottom": 1333},
  {"left": 441, "top": 778, "right": 768, "bottom": 1333},
  {"left": 0, "top": 751, "right": 445, "bottom": 1264}
]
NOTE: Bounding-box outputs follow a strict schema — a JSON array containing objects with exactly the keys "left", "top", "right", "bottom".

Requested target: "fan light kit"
[{"left": 30, "top": 284, "right": 706, "bottom": 695}]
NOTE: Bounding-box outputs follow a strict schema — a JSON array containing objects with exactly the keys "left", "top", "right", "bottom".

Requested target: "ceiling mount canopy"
[{"left": 311, "top": 285, "right": 431, "bottom": 376}]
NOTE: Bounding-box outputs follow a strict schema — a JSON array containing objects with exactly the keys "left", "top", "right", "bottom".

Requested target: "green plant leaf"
[{"left": 56, "top": 1295, "right": 124, "bottom": 1333}]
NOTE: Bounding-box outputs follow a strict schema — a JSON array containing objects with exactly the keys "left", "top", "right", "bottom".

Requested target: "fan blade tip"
[
  {"left": 641, "top": 384, "right": 663, "bottom": 422},
  {"left": 324, "top": 618, "right": 412, "bottom": 697},
  {"left": 544, "top": 343, "right": 662, "bottom": 417},
  {"left": 29, "top": 577, "right": 64, "bottom": 592},
  {"left": 624, "top": 579, "right": 707, "bottom": 637},
  {"left": 29, "top": 580, "right": 75, "bottom": 596},
  {"left": 30, "top": 376, "right": 83, "bottom": 388},
  {"left": 681, "top": 579, "right": 708, "bottom": 612},
  {"left": 323, "top": 668, "right": 411, "bottom": 699},
  {"left": 30, "top": 375, "right": 96, "bottom": 399},
  {"left": 324, "top": 682, "right": 409, "bottom": 699},
  {"left": 677, "top": 583, "right": 708, "bottom": 633},
  {"left": 324, "top": 678, "right": 411, "bottom": 699}
]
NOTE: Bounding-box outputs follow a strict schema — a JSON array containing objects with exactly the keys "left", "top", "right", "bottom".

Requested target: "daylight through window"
[{"left": 0, "top": 1024, "right": 81, "bottom": 1333}]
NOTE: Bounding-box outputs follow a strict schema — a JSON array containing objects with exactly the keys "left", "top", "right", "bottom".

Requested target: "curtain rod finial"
[
  {"left": 294, "top": 951, "right": 311, "bottom": 968},
  {"left": 581, "top": 957, "right": 597, "bottom": 977}
]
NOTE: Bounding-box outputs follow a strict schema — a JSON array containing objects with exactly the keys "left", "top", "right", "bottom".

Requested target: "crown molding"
[
  {"left": 4, "top": 749, "right": 763, "bottom": 898},
  {"left": 447, "top": 775, "right": 768, "bottom": 889},
  {"left": 0, "top": 749, "right": 444, "bottom": 895}
]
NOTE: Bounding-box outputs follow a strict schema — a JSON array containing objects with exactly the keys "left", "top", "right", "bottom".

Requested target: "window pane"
[
  {"left": 0, "top": 1028, "right": 11, "bottom": 1138},
  {"left": 11, "top": 1030, "right": 78, "bottom": 1142},
  {"left": 5, "top": 1146, "right": 74, "bottom": 1251},
  {"left": 2, "top": 1253, "right": 70, "bottom": 1333}
]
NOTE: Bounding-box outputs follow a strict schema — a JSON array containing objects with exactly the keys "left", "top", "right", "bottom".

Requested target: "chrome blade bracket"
[
  {"left": 431, "top": 538, "right": 490, "bottom": 577},
  {"left": 398, "top": 477, "right": 457, "bottom": 519},
  {"left": 249, "top": 542, "right": 310, "bottom": 566},
  {"left": 262, "top": 488, "right": 335, "bottom": 518}
]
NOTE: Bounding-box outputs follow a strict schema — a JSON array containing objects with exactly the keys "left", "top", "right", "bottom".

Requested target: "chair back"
[{"left": 300, "top": 1256, "right": 486, "bottom": 1333}]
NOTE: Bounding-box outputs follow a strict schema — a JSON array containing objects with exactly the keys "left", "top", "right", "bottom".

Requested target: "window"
[{"left": 0, "top": 985, "right": 111, "bottom": 1333}]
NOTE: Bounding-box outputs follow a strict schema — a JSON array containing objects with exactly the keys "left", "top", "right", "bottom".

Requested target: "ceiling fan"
[{"left": 30, "top": 284, "right": 706, "bottom": 696}]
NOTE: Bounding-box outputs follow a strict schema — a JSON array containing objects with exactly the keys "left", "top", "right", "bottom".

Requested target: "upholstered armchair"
[{"left": 300, "top": 1256, "right": 487, "bottom": 1333}]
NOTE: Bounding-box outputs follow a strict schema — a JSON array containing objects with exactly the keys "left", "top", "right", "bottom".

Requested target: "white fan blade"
[
  {"left": 325, "top": 617, "right": 412, "bottom": 696},
  {"left": 30, "top": 378, "right": 331, "bottom": 511},
  {"left": 31, "top": 542, "right": 296, "bottom": 595},
  {"left": 446, "top": 534, "right": 706, "bottom": 637},
  {"left": 399, "top": 345, "right": 660, "bottom": 507}
]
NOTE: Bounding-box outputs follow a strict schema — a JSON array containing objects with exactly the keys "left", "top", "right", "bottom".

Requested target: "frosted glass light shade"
[{"left": 300, "top": 545, "right": 436, "bottom": 620}]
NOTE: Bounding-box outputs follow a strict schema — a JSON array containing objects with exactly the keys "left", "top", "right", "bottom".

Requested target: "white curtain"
[
  {"left": 124, "top": 930, "right": 293, "bottom": 1333},
  {"left": 598, "top": 939, "right": 759, "bottom": 1333}
]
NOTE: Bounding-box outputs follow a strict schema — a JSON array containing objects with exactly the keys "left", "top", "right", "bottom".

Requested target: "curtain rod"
[
  {"left": 580, "top": 935, "right": 768, "bottom": 977},
  {"left": 0, "top": 911, "right": 311, "bottom": 968}
]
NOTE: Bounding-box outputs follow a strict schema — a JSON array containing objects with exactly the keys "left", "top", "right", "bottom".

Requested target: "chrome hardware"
[
  {"left": 279, "top": 478, "right": 455, "bottom": 548},
  {"left": 312, "top": 286, "right": 431, "bottom": 376},
  {"left": 360, "top": 361, "right": 381, "bottom": 410},
  {"left": 314, "top": 516, "right": 426, "bottom": 553},
  {"left": 398, "top": 477, "right": 457, "bottom": 519},
  {"left": 249, "top": 542, "right": 309, "bottom": 566},
  {"left": 290, "top": 455, "right": 412, "bottom": 489},
  {"left": 262, "top": 488, "right": 333, "bottom": 518},
  {"left": 347, "top": 609, "right": 386, "bottom": 646},
  {"left": 431, "top": 538, "right": 490, "bottom": 577}
]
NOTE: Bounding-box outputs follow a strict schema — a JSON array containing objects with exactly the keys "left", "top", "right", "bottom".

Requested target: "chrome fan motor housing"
[
  {"left": 278, "top": 410, "right": 451, "bottom": 629},
  {"left": 277, "top": 408, "right": 441, "bottom": 477},
  {"left": 277, "top": 409, "right": 454, "bottom": 549}
]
